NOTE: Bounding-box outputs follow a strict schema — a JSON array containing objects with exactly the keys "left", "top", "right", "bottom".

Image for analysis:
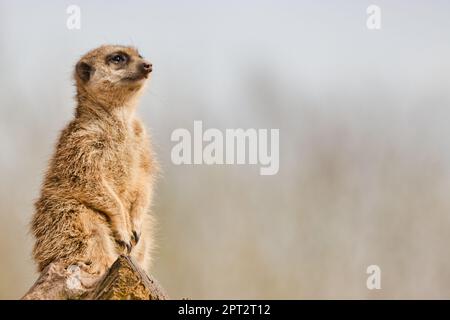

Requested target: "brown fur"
[{"left": 31, "top": 45, "right": 157, "bottom": 276}]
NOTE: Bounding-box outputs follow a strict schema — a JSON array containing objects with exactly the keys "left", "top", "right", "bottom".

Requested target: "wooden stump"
[{"left": 22, "top": 255, "right": 168, "bottom": 300}]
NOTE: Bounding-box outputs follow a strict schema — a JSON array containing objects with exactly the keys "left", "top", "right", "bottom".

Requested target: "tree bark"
[{"left": 22, "top": 255, "right": 168, "bottom": 300}]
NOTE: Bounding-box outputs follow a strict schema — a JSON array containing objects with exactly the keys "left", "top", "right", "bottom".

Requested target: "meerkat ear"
[{"left": 76, "top": 61, "right": 94, "bottom": 82}]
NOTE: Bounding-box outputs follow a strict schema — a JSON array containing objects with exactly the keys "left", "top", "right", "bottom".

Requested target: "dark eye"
[{"left": 110, "top": 54, "right": 126, "bottom": 64}]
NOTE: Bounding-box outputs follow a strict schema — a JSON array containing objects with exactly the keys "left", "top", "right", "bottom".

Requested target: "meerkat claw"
[
  {"left": 116, "top": 239, "right": 132, "bottom": 254},
  {"left": 132, "top": 230, "right": 140, "bottom": 246}
]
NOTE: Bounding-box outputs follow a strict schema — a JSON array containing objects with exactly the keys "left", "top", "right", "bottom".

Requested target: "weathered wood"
[
  {"left": 87, "top": 255, "right": 167, "bottom": 300},
  {"left": 22, "top": 255, "right": 168, "bottom": 300},
  {"left": 22, "top": 261, "right": 86, "bottom": 300}
]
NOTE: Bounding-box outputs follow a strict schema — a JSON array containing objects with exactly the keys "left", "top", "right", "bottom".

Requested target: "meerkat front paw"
[{"left": 113, "top": 229, "right": 132, "bottom": 254}]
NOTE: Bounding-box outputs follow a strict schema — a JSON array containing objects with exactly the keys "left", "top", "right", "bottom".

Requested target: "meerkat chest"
[{"left": 104, "top": 123, "right": 147, "bottom": 195}]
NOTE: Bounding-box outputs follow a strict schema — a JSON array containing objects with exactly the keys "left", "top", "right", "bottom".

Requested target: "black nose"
[{"left": 141, "top": 62, "right": 152, "bottom": 73}]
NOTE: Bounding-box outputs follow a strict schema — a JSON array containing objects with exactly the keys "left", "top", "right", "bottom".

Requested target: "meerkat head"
[{"left": 74, "top": 45, "right": 152, "bottom": 109}]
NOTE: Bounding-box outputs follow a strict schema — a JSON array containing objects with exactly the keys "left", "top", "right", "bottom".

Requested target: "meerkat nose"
[{"left": 141, "top": 62, "right": 152, "bottom": 74}]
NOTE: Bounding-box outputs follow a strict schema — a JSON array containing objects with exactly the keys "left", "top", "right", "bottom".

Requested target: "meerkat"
[{"left": 31, "top": 45, "right": 158, "bottom": 278}]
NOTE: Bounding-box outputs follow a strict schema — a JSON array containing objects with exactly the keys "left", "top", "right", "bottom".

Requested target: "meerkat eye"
[{"left": 110, "top": 53, "right": 127, "bottom": 64}]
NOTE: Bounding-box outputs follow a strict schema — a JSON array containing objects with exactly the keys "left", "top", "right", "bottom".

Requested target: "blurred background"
[{"left": 1, "top": 0, "right": 450, "bottom": 299}]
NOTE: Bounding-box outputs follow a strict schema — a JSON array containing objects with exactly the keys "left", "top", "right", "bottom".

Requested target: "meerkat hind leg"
[{"left": 79, "top": 209, "right": 119, "bottom": 277}]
